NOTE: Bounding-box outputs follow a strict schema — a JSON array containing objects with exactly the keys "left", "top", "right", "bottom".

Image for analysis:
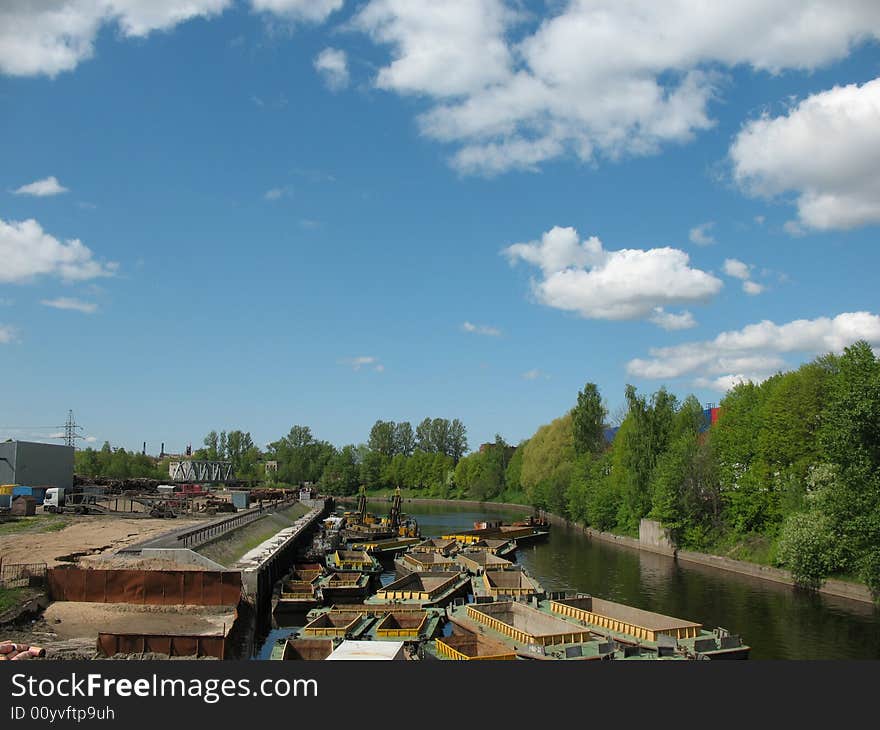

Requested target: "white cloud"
[
  {"left": 0, "top": 217, "right": 117, "bottom": 284},
  {"left": 649, "top": 308, "right": 697, "bottom": 331},
  {"left": 0, "top": 0, "right": 231, "bottom": 77},
  {"left": 627, "top": 311, "right": 880, "bottom": 391},
  {"left": 41, "top": 297, "right": 98, "bottom": 314},
  {"left": 723, "top": 258, "right": 751, "bottom": 280},
  {"left": 314, "top": 47, "right": 350, "bottom": 91},
  {"left": 754, "top": 215, "right": 765, "bottom": 225},
  {"left": 731, "top": 76, "right": 880, "bottom": 231},
  {"left": 504, "top": 226, "right": 722, "bottom": 324},
  {"left": 354, "top": 0, "right": 515, "bottom": 99},
  {"left": 354, "top": 1, "right": 880, "bottom": 175},
  {"left": 341, "top": 356, "right": 383, "bottom": 372},
  {"left": 0, "top": 324, "right": 16, "bottom": 344},
  {"left": 13, "top": 176, "right": 68, "bottom": 196},
  {"left": 462, "top": 321, "right": 502, "bottom": 337},
  {"left": 689, "top": 222, "right": 715, "bottom": 246},
  {"left": 723, "top": 258, "right": 767, "bottom": 295},
  {"left": 251, "top": 0, "right": 343, "bottom": 23}
]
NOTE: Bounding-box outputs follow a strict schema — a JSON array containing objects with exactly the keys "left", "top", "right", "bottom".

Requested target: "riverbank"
[{"left": 350, "top": 494, "right": 876, "bottom": 605}]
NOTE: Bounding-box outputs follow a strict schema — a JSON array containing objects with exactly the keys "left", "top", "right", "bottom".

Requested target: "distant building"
[
  {"left": 0, "top": 440, "right": 74, "bottom": 490},
  {"left": 264, "top": 460, "right": 279, "bottom": 475}
]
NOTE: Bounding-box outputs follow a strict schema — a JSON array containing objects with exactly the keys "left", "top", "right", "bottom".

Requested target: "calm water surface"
[{"left": 258, "top": 500, "right": 880, "bottom": 659}]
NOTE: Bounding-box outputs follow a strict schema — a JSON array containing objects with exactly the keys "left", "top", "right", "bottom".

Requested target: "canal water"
[{"left": 257, "top": 500, "right": 880, "bottom": 660}]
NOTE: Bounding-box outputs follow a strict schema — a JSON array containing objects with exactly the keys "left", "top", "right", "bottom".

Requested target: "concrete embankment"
[
  {"left": 536, "top": 510, "right": 876, "bottom": 605},
  {"left": 353, "top": 495, "right": 876, "bottom": 605}
]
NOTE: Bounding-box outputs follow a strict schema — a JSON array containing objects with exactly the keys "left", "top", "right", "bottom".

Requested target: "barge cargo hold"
[
  {"left": 318, "top": 572, "right": 372, "bottom": 603},
  {"left": 302, "top": 611, "right": 370, "bottom": 638},
  {"left": 270, "top": 638, "right": 334, "bottom": 661},
  {"left": 464, "top": 602, "right": 592, "bottom": 647},
  {"left": 444, "top": 602, "right": 687, "bottom": 661},
  {"left": 432, "top": 634, "right": 517, "bottom": 661},
  {"left": 410, "top": 538, "right": 460, "bottom": 555},
  {"left": 367, "top": 571, "right": 471, "bottom": 608},
  {"left": 455, "top": 549, "right": 516, "bottom": 573},
  {"left": 395, "top": 551, "right": 460, "bottom": 575},
  {"left": 549, "top": 595, "right": 749, "bottom": 659},
  {"left": 476, "top": 570, "right": 545, "bottom": 599}
]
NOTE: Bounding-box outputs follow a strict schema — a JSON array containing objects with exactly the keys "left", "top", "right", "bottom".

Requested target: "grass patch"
[
  {"left": 0, "top": 514, "right": 70, "bottom": 536},
  {"left": 0, "top": 587, "right": 26, "bottom": 613},
  {"left": 197, "top": 502, "right": 311, "bottom": 567},
  {"left": 705, "top": 532, "right": 778, "bottom": 566}
]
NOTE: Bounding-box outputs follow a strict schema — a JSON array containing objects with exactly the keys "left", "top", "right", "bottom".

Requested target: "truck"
[{"left": 43, "top": 487, "right": 103, "bottom": 514}]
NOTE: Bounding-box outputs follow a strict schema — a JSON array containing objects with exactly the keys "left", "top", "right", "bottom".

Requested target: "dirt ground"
[
  {"left": 43, "top": 602, "right": 235, "bottom": 638},
  {"left": 1, "top": 603, "right": 235, "bottom": 660},
  {"left": 0, "top": 514, "right": 201, "bottom": 567}
]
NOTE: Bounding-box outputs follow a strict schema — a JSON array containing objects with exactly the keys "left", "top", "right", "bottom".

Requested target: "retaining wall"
[{"left": 47, "top": 567, "right": 242, "bottom": 606}]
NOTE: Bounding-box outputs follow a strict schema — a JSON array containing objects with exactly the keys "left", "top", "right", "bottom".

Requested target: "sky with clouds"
[{"left": 1, "top": 0, "right": 879, "bottom": 453}]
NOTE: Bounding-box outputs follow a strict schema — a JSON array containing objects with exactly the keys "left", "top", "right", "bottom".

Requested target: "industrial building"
[{"left": 0, "top": 440, "right": 74, "bottom": 490}]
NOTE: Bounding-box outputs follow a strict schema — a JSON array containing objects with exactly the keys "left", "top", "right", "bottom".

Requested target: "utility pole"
[{"left": 62, "top": 410, "right": 84, "bottom": 447}]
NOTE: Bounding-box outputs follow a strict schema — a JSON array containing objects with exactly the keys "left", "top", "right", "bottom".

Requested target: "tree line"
[
  {"left": 502, "top": 341, "right": 880, "bottom": 595},
  {"left": 73, "top": 342, "right": 880, "bottom": 593}
]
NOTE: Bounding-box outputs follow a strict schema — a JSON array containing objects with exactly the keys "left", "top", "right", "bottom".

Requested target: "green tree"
[
  {"left": 572, "top": 382, "right": 607, "bottom": 456},
  {"left": 368, "top": 420, "right": 397, "bottom": 456}
]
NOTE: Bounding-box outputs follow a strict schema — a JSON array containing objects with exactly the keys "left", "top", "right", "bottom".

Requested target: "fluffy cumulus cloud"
[
  {"left": 0, "top": 0, "right": 231, "bottom": 77},
  {"left": 627, "top": 311, "right": 880, "bottom": 390},
  {"left": 504, "top": 226, "right": 722, "bottom": 325},
  {"left": 0, "top": 217, "right": 117, "bottom": 283},
  {"left": 13, "top": 176, "right": 69, "bottom": 196},
  {"left": 251, "top": 0, "right": 343, "bottom": 23},
  {"left": 731, "top": 76, "right": 880, "bottom": 231},
  {"left": 689, "top": 222, "right": 715, "bottom": 246},
  {"left": 462, "top": 321, "right": 501, "bottom": 337},
  {"left": 0, "top": 324, "right": 16, "bottom": 344},
  {"left": 314, "top": 47, "right": 349, "bottom": 90},
  {"left": 41, "top": 297, "right": 98, "bottom": 314},
  {"left": 353, "top": 1, "right": 880, "bottom": 175}
]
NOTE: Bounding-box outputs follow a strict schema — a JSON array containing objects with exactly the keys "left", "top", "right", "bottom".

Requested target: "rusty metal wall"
[
  {"left": 47, "top": 568, "right": 241, "bottom": 606},
  {"left": 96, "top": 632, "right": 227, "bottom": 659}
]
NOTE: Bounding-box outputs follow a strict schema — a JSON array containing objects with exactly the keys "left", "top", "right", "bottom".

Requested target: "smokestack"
[
  {"left": 160, "top": 442, "right": 165, "bottom": 457},
  {"left": 143, "top": 441, "right": 146, "bottom": 455}
]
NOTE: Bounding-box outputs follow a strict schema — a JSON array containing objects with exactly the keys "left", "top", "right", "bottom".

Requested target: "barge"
[{"left": 366, "top": 571, "right": 471, "bottom": 608}]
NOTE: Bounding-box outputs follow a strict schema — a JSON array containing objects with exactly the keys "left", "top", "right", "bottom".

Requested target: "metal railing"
[
  {"left": 175, "top": 498, "right": 297, "bottom": 548},
  {"left": 0, "top": 561, "right": 47, "bottom": 589}
]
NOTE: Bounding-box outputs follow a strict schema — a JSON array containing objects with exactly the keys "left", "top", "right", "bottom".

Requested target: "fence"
[
  {"left": 0, "top": 562, "right": 47, "bottom": 589},
  {"left": 47, "top": 568, "right": 242, "bottom": 606}
]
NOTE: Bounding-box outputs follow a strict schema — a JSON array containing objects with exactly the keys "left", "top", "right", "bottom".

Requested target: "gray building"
[{"left": 0, "top": 440, "right": 74, "bottom": 490}]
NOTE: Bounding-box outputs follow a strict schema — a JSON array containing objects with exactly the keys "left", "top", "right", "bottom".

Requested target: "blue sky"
[{"left": 2, "top": 1, "right": 880, "bottom": 454}]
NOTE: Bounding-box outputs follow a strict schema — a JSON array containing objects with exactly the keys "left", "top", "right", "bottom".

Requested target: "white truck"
[{"left": 44, "top": 487, "right": 102, "bottom": 514}]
